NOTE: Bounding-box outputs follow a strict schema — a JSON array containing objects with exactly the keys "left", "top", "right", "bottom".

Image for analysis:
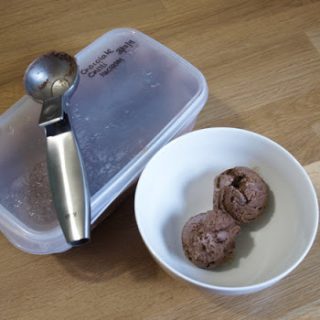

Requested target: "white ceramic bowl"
[{"left": 135, "top": 128, "right": 319, "bottom": 295}]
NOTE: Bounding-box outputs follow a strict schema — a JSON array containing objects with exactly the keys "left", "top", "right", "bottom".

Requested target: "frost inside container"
[{"left": 0, "top": 28, "right": 208, "bottom": 254}]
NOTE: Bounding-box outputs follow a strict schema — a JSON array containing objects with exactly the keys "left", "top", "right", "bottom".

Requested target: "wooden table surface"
[{"left": 1, "top": 1, "right": 320, "bottom": 319}]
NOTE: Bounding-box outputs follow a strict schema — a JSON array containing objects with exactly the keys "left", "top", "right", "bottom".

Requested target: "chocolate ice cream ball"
[
  {"left": 214, "top": 167, "right": 268, "bottom": 224},
  {"left": 181, "top": 210, "right": 241, "bottom": 269}
]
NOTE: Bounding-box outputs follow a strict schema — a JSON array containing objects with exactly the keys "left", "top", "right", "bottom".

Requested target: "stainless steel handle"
[{"left": 46, "top": 130, "right": 90, "bottom": 245}]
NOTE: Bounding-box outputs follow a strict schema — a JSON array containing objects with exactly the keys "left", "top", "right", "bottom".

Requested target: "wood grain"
[{"left": 1, "top": 1, "right": 320, "bottom": 319}]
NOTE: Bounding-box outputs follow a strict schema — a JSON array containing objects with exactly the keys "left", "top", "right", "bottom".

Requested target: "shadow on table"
[
  {"left": 194, "top": 95, "right": 244, "bottom": 130},
  {"left": 55, "top": 187, "right": 159, "bottom": 283}
]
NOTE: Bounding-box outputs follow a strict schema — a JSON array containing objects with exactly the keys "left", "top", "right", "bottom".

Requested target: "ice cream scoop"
[
  {"left": 24, "top": 51, "right": 90, "bottom": 246},
  {"left": 182, "top": 210, "right": 240, "bottom": 269},
  {"left": 214, "top": 167, "right": 268, "bottom": 224}
]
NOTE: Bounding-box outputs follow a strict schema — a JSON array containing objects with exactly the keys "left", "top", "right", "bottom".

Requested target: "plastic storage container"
[{"left": 0, "top": 28, "right": 208, "bottom": 254}]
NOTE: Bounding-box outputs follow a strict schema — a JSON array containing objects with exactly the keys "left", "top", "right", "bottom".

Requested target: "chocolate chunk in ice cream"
[
  {"left": 214, "top": 167, "right": 268, "bottom": 224},
  {"left": 182, "top": 210, "right": 240, "bottom": 269}
]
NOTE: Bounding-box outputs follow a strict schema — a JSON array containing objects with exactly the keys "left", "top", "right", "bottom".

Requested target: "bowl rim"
[{"left": 134, "top": 127, "right": 319, "bottom": 293}]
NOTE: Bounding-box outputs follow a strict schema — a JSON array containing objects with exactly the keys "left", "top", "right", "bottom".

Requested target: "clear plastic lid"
[{"left": 0, "top": 28, "right": 208, "bottom": 254}]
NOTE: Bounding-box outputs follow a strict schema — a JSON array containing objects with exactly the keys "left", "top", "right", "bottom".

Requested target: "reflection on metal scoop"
[{"left": 24, "top": 52, "right": 90, "bottom": 246}]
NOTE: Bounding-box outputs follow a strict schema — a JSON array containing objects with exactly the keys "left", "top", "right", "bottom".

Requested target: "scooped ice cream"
[
  {"left": 182, "top": 210, "right": 240, "bottom": 269},
  {"left": 214, "top": 167, "right": 268, "bottom": 224}
]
